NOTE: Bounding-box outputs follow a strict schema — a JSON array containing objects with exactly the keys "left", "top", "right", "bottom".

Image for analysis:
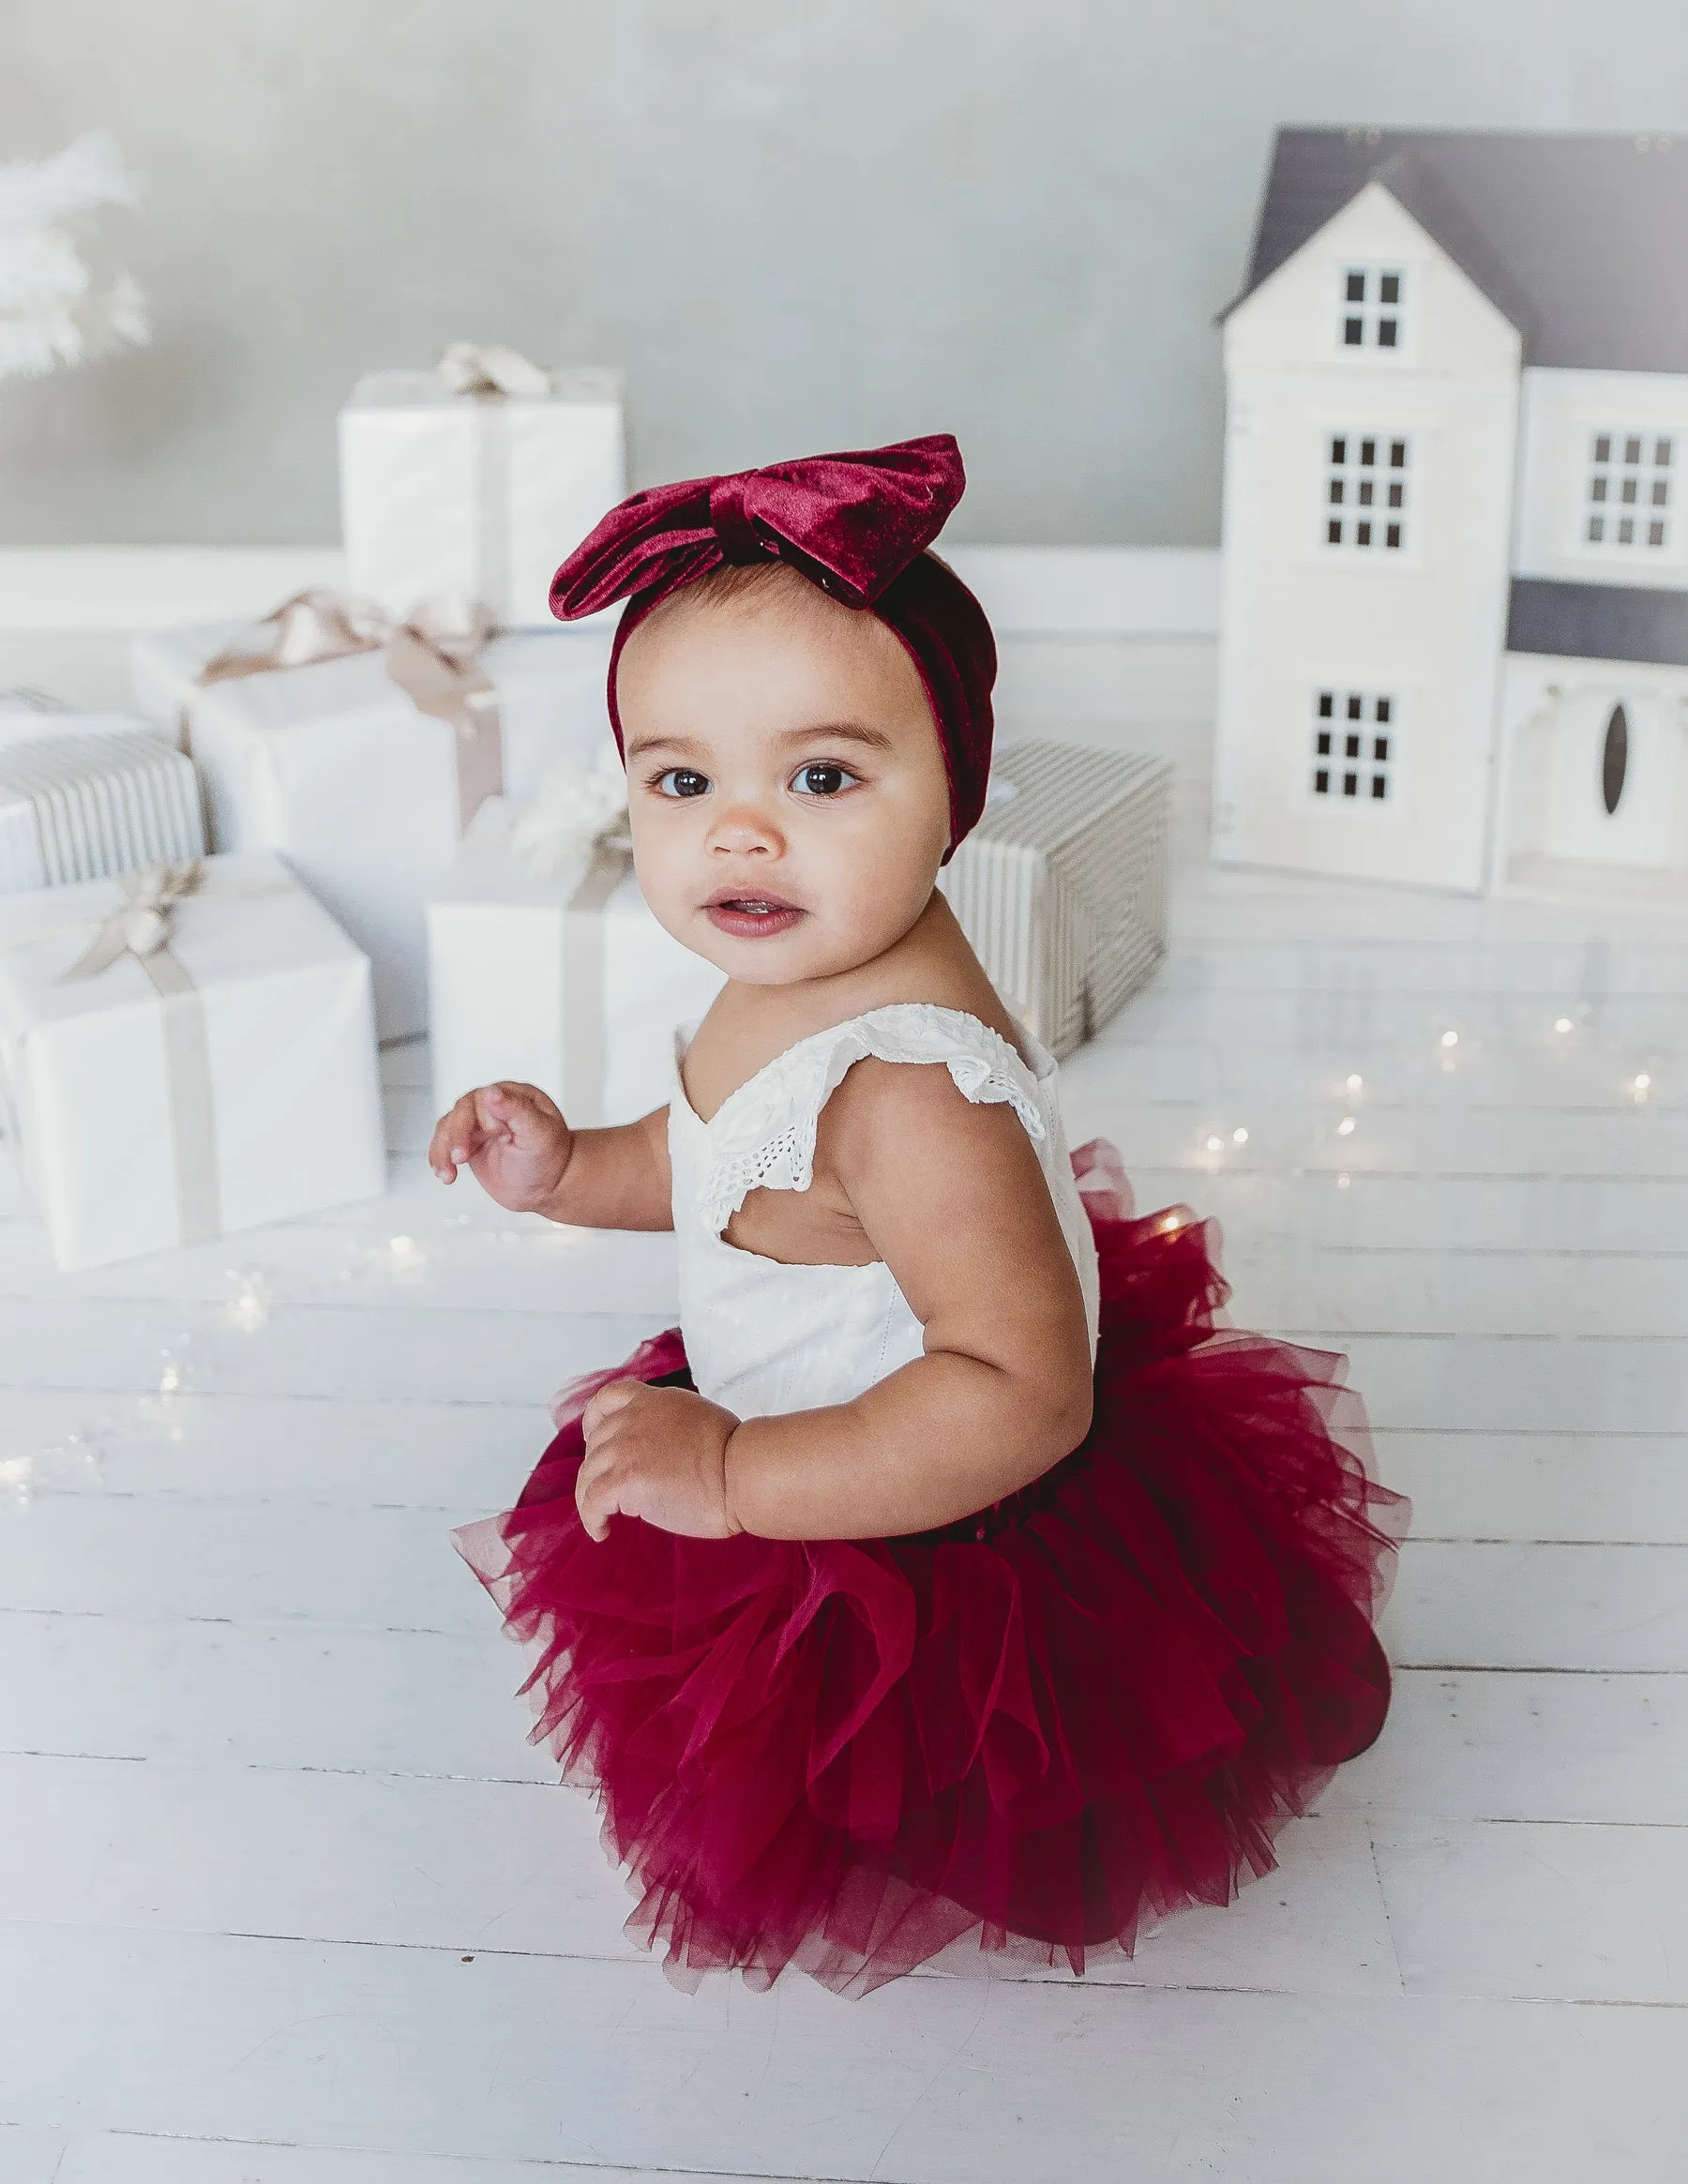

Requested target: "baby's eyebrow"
[
  {"left": 775, "top": 720, "right": 896, "bottom": 751},
  {"left": 623, "top": 731, "right": 707, "bottom": 761}
]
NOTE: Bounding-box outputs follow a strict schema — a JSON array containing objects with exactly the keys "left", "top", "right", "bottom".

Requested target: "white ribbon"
[
  {"left": 436, "top": 340, "right": 552, "bottom": 399},
  {"left": 508, "top": 748, "right": 630, "bottom": 880},
  {"left": 193, "top": 590, "right": 504, "bottom": 831}
]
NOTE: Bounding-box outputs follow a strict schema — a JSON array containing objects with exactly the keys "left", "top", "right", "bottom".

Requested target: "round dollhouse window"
[{"left": 1602, "top": 703, "right": 1629, "bottom": 815}]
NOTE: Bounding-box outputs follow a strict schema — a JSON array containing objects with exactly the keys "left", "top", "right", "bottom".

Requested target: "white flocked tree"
[{"left": 0, "top": 130, "right": 148, "bottom": 382}]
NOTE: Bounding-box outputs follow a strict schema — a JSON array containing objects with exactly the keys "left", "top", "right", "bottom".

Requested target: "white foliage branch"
[{"left": 0, "top": 131, "right": 149, "bottom": 381}]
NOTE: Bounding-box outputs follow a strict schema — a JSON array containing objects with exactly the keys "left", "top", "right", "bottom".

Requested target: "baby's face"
[{"left": 615, "top": 574, "right": 953, "bottom": 986}]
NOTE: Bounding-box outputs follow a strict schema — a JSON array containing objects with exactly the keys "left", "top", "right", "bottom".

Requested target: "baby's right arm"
[{"left": 429, "top": 1083, "right": 673, "bottom": 1231}]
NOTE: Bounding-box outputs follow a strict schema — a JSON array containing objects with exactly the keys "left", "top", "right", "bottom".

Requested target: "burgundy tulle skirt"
[{"left": 454, "top": 1143, "right": 1408, "bottom": 1996}]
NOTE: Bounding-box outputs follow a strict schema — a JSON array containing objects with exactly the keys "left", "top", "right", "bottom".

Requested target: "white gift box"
[
  {"left": 428, "top": 804, "right": 726, "bottom": 1129},
  {"left": 129, "top": 620, "right": 615, "bottom": 1038},
  {"left": 0, "top": 851, "right": 384, "bottom": 1271},
  {"left": 0, "top": 722, "right": 204, "bottom": 892},
  {"left": 940, "top": 741, "right": 1172, "bottom": 1059},
  {"left": 339, "top": 365, "right": 625, "bottom": 628}
]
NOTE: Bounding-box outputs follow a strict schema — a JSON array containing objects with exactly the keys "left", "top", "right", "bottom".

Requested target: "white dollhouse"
[{"left": 1214, "top": 128, "right": 1688, "bottom": 900}]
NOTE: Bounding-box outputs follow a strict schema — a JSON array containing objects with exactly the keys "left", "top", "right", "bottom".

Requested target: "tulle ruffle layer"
[{"left": 453, "top": 1143, "right": 1408, "bottom": 1996}]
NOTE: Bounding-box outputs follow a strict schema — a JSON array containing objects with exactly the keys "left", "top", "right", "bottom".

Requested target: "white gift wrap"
[
  {"left": 429, "top": 808, "right": 726, "bottom": 1129},
  {"left": 339, "top": 369, "right": 625, "bottom": 628},
  {"left": 939, "top": 741, "right": 1172, "bottom": 1060},
  {"left": 128, "top": 623, "right": 616, "bottom": 1039},
  {"left": 0, "top": 851, "right": 384, "bottom": 1271},
  {"left": 0, "top": 724, "right": 204, "bottom": 892}
]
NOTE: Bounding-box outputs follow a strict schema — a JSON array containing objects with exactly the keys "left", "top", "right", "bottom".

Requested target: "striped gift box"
[
  {"left": 940, "top": 741, "right": 1171, "bottom": 1059},
  {"left": 0, "top": 727, "right": 206, "bottom": 895}
]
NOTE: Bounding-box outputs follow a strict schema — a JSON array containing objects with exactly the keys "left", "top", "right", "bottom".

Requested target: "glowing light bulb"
[
  {"left": 1336, "top": 1115, "right": 1357, "bottom": 1137},
  {"left": 1439, "top": 1031, "right": 1459, "bottom": 1049},
  {"left": 1635, "top": 1073, "right": 1652, "bottom": 1091},
  {"left": 1345, "top": 1074, "right": 1364, "bottom": 1093},
  {"left": 1336, "top": 1172, "right": 1351, "bottom": 1190},
  {"left": 1159, "top": 1212, "right": 1183, "bottom": 1233},
  {"left": 158, "top": 1363, "right": 181, "bottom": 1396},
  {"left": 1554, "top": 1017, "right": 1574, "bottom": 1034},
  {"left": 1231, "top": 1127, "right": 1249, "bottom": 1145},
  {"left": 1204, "top": 1136, "right": 1224, "bottom": 1153}
]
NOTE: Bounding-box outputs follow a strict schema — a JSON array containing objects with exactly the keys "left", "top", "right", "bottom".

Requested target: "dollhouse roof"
[{"left": 1228, "top": 128, "right": 1688, "bottom": 371}]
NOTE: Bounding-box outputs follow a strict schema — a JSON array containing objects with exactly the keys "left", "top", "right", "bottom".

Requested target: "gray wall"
[{"left": 6, "top": 0, "right": 1688, "bottom": 548}]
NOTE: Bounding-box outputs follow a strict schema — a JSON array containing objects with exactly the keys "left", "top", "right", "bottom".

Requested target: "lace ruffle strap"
[{"left": 694, "top": 1003, "right": 1047, "bottom": 1233}]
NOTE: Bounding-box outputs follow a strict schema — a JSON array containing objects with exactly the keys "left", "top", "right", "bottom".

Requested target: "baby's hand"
[
  {"left": 576, "top": 1379, "right": 742, "bottom": 1543},
  {"left": 430, "top": 1081, "right": 573, "bottom": 1213}
]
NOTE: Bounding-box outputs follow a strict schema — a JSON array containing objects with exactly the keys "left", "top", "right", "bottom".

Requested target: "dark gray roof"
[
  {"left": 1508, "top": 578, "right": 1688, "bottom": 668},
  {"left": 1228, "top": 128, "right": 1688, "bottom": 371}
]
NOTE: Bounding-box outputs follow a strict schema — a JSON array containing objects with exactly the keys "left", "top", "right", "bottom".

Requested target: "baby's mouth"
[{"left": 702, "top": 888, "right": 806, "bottom": 939}]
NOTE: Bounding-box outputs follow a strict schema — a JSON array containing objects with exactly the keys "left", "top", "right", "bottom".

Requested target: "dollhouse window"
[
  {"left": 1312, "top": 690, "right": 1395, "bottom": 803},
  {"left": 1585, "top": 432, "right": 1673, "bottom": 550},
  {"left": 1340, "top": 269, "right": 1403, "bottom": 351},
  {"left": 1325, "top": 436, "right": 1409, "bottom": 550}
]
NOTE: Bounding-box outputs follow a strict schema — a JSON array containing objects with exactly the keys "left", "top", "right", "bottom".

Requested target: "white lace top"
[{"left": 668, "top": 1002, "right": 1100, "bottom": 1422}]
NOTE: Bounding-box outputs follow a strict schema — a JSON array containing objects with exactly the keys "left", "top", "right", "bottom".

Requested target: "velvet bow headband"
[{"left": 548, "top": 433, "right": 997, "bottom": 852}]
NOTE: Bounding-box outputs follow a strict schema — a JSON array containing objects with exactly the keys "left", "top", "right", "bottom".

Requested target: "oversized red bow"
[{"left": 549, "top": 434, "right": 997, "bottom": 852}]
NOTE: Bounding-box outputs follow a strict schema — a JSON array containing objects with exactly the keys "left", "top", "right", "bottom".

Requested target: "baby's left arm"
[{"left": 576, "top": 1062, "right": 1094, "bottom": 1542}]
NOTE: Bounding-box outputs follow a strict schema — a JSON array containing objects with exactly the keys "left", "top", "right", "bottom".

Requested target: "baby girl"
[{"left": 436, "top": 437, "right": 1406, "bottom": 1996}]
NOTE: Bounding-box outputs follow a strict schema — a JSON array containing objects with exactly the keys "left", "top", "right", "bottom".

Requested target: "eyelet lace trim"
[{"left": 691, "top": 1003, "right": 1047, "bottom": 1233}]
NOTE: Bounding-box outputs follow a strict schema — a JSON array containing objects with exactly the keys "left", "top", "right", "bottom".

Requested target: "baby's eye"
[
  {"left": 655, "top": 768, "right": 711, "bottom": 799},
  {"left": 790, "top": 761, "right": 860, "bottom": 798}
]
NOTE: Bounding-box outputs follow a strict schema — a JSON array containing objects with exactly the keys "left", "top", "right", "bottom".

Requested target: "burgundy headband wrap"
[{"left": 548, "top": 433, "right": 997, "bottom": 853}]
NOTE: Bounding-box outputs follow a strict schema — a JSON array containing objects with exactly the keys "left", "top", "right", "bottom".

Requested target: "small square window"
[
  {"left": 1591, "top": 476, "right": 1608, "bottom": 503},
  {"left": 1620, "top": 518, "right": 1635, "bottom": 543},
  {"left": 1346, "top": 271, "right": 1366, "bottom": 303},
  {"left": 1379, "top": 273, "right": 1401, "bottom": 305},
  {"left": 1331, "top": 437, "right": 1347, "bottom": 465},
  {"left": 1650, "top": 520, "right": 1666, "bottom": 546},
  {"left": 1327, "top": 519, "right": 1344, "bottom": 545},
  {"left": 1626, "top": 436, "right": 1643, "bottom": 464},
  {"left": 1360, "top": 439, "right": 1377, "bottom": 466},
  {"left": 1388, "top": 481, "right": 1404, "bottom": 507},
  {"left": 1358, "top": 480, "right": 1374, "bottom": 506},
  {"left": 1311, "top": 689, "right": 1395, "bottom": 806},
  {"left": 1589, "top": 517, "right": 1605, "bottom": 541},
  {"left": 1390, "top": 441, "right": 1407, "bottom": 468},
  {"left": 1326, "top": 432, "right": 1409, "bottom": 552},
  {"left": 1658, "top": 439, "right": 1674, "bottom": 467},
  {"left": 1378, "top": 319, "right": 1397, "bottom": 347},
  {"left": 1595, "top": 435, "right": 1612, "bottom": 463},
  {"left": 1621, "top": 477, "right": 1638, "bottom": 505},
  {"left": 1653, "top": 479, "right": 1670, "bottom": 505},
  {"left": 1385, "top": 523, "right": 1402, "bottom": 548},
  {"left": 1329, "top": 479, "right": 1346, "bottom": 505},
  {"left": 1344, "top": 319, "right": 1364, "bottom": 346},
  {"left": 1356, "top": 521, "right": 1372, "bottom": 545}
]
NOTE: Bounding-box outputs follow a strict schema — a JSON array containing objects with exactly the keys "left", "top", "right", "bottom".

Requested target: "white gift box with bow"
[
  {"left": 428, "top": 790, "right": 726, "bottom": 1132},
  {"left": 128, "top": 601, "right": 616, "bottom": 1039},
  {"left": 339, "top": 348, "right": 625, "bottom": 629},
  {"left": 0, "top": 851, "right": 384, "bottom": 1271}
]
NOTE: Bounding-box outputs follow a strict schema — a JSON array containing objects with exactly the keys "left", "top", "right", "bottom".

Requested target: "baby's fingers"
[
  {"left": 430, "top": 1092, "right": 492, "bottom": 1182},
  {"left": 582, "top": 1378, "right": 643, "bottom": 1442},
  {"left": 477, "top": 1081, "right": 566, "bottom": 1150}
]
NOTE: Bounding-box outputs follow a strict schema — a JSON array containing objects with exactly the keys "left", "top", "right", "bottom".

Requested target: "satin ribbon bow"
[
  {"left": 61, "top": 858, "right": 206, "bottom": 983},
  {"left": 197, "top": 591, "right": 504, "bottom": 829},
  {"left": 437, "top": 340, "right": 551, "bottom": 399}
]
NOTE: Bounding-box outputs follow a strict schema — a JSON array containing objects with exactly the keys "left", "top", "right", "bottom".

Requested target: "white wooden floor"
[{"left": 2, "top": 632, "right": 1686, "bottom": 2181}]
